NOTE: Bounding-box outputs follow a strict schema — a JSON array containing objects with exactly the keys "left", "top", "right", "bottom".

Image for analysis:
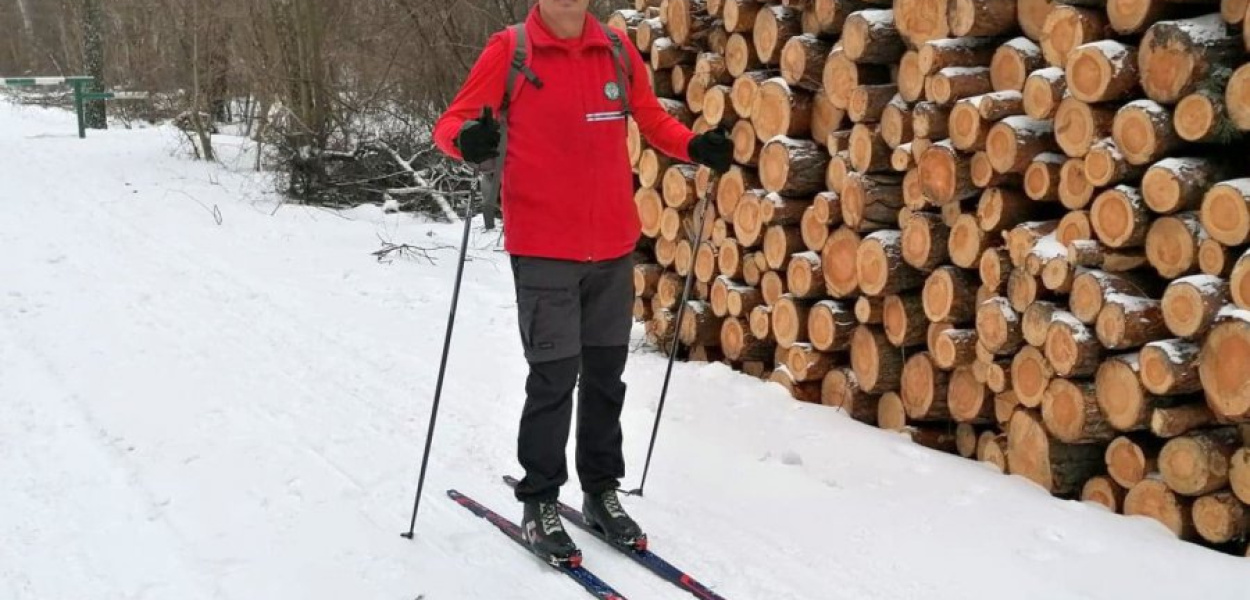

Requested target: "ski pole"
[
  {"left": 402, "top": 110, "right": 495, "bottom": 538},
  {"left": 626, "top": 186, "right": 714, "bottom": 498}
]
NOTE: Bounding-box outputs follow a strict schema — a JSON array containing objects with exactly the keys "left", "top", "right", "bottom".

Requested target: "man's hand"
[
  {"left": 688, "top": 128, "right": 733, "bottom": 173},
  {"left": 455, "top": 107, "right": 501, "bottom": 165}
]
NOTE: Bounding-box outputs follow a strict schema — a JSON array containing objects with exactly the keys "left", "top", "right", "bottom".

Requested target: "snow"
[
  {"left": 1005, "top": 36, "right": 1042, "bottom": 56},
  {"left": 1175, "top": 274, "right": 1228, "bottom": 296},
  {"left": 1144, "top": 338, "right": 1201, "bottom": 364},
  {"left": 4, "top": 103, "right": 1250, "bottom": 600},
  {"left": 1163, "top": 13, "right": 1234, "bottom": 46},
  {"left": 1033, "top": 66, "right": 1066, "bottom": 85},
  {"left": 1083, "top": 40, "right": 1132, "bottom": 70}
]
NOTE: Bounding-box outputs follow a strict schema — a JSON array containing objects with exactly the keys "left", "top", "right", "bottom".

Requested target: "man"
[{"left": 433, "top": 0, "right": 732, "bottom": 567}]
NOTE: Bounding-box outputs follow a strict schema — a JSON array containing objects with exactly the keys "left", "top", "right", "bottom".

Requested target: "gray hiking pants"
[{"left": 509, "top": 254, "right": 635, "bottom": 501}]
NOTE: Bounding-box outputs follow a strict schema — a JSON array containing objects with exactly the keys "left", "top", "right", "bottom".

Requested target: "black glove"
[
  {"left": 456, "top": 107, "right": 500, "bottom": 164},
  {"left": 688, "top": 128, "right": 733, "bottom": 173}
]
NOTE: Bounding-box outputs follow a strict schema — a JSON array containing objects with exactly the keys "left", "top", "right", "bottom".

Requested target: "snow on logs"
[{"left": 621, "top": 0, "right": 1250, "bottom": 555}]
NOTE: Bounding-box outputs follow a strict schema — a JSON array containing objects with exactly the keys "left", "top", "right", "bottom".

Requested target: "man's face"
[{"left": 539, "top": 0, "right": 590, "bottom": 19}]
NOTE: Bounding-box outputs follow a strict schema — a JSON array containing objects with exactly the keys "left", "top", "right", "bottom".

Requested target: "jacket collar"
[{"left": 526, "top": 5, "right": 609, "bottom": 50}]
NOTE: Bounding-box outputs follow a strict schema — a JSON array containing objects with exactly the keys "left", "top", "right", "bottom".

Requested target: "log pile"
[{"left": 616, "top": 0, "right": 1250, "bottom": 555}]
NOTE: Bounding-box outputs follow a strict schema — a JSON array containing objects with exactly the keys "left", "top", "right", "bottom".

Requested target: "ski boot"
[
  {"left": 583, "top": 489, "right": 648, "bottom": 551},
  {"left": 522, "top": 500, "right": 582, "bottom": 568}
]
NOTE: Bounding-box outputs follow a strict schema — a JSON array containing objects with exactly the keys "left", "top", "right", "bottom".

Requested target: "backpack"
[{"left": 481, "top": 22, "right": 633, "bottom": 230}]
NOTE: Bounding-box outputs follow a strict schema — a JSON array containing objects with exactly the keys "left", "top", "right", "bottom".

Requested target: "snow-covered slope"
[{"left": 2, "top": 104, "right": 1247, "bottom": 600}]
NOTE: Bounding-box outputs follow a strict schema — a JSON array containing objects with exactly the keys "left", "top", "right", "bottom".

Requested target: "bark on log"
[
  {"left": 1054, "top": 98, "right": 1116, "bottom": 159},
  {"left": 913, "top": 101, "right": 952, "bottom": 139},
  {"left": 848, "top": 84, "right": 899, "bottom": 124},
  {"left": 787, "top": 250, "right": 827, "bottom": 298},
  {"left": 896, "top": 0, "right": 952, "bottom": 48},
  {"left": 1139, "top": 14, "right": 1242, "bottom": 104},
  {"left": 723, "top": 0, "right": 762, "bottom": 33},
  {"left": 1023, "top": 300, "right": 1059, "bottom": 346},
  {"left": 1024, "top": 152, "right": 1066, "bottom": 202},
  {"left": 933, "top": 327, "right": 980, "bottom": 369},
  {"left": 949, "top": 0, "right": 1019, "bottom": 36},
  {"left": 760, "top": 136, "right": 829, "bottom": 195},
  {"left": 730, "top": 32, "right": 765, "bottom": 76},
  {"left": 948, "top": 213, "right": 991, "bottom": 268},
  {"left": 1193, "top": 492, "right": 1250, "bottom": 544},
  {"left": 823, "top": 47, "right": 893, "bottom": 109},
  {"left": 1159, "top": 428, "right": 1243, "bottom": 496},
  {"left": 977, "top": 296, "right": 1025, "bottom": 355},
  {"left": 1017, "top": 0, "right": 1055, "bottom": 41},
  {"left": 1044, "top": 378, "right": 1117, "bottom": 443},
  {"left": 1124, "top": 479, "right": 1198, "bottom": 539},
  {"left": 978, "top": 430, "right": 1010, "bottom": 472},
  {"left": 992, "top": 36, "right": 1046, "bottom": 92},
  {"left": 1023, "top": 67, "right": 1068, "bottom": 119},
  {"left": 1200, "top": 179, "right": 1250, "bottom": 247},
  {"left": 843, "top": 9, "right": 907, "bottom": 64},
  {"left": 884, "top": 294, "right": 930, "bottom": 347},
  {"left": 786, "top": 342, "right": 836, "bottom": 382},
  {"left": 902, "top": 352, "right": 953, "bottom": 420},
  {"left": 1161, "top": 273, "right": 1227, "bottom": 341},
  {"left": 753, "top": 78, "right": 815, "bottom": 141},
  {"left": 857, "top": 230, "right": 927, "bottom": 296},
  {"left": 920, "top": 140, "right": 979, "bottom": 205},
  {"left": 823, "top": 227, "right": 863, "bottom": 297},
  {"left": 1107, "top": 434, "right": 1163, "bottom": 489},
  {"left": 1174, "top": 89, "right": 1234, "bottom": 143},
  {"left": 723, "top": 315, "right": 777, "bottom": 360},
  {"left": 1059, "top": 157, "right": 1097, "bottom": 210},
  {"left": 1097, "top": 353, "right": 1167, "bottom": 431},
  {"left": 880, "top": 96, "right": 915, "bottom": 149},
  {"left": 877, "top": 391, "right": 908, "bottom": 430},
  {"left": 848, "top": 123, "right": 895, "bottom": 173},
  {"left": 754, "top": 5, "right": 805, "bottom": 65},
  {"left": 1070, "top": 268, "right": 1162, "bottom": 323},
  {"left": 926, "top": 66, "right": 995, "bottom": 106},
  {"left": 1152, "top": 403, "right": 1220, "bottom": 439},
  {"left": 902, "top": 211, "right": 952, "bottom": 271},
  {"left": 1045, "top": 310, "right": 1101, "bottom": 377},
  {"left": 1095, "top": 293, "right": 1169, "bottom": 350},
  {"left": 775, "top": 34, "right": 835, "bottom": 91},
  {"left": 822, "top": 367, "right": 880, "bottom": 423},
  {"left": 1008, "top": 409, "right": 1107, "bottom": 495},
  {"left": 1112, "top": 99, "right": 1183, "bottom": 166},
  {"left": 1200, "top": 317, "right": 1250, "bottom": 421},
  {"left": 1140, "top": 338, "right": 1204, "bottom": 395},
  {"left": 852, "top": 325, "right": 904, "bottom": 392},
  {"left": 1066, "top": 41, "right": 1140, "bottom": 105},
  {"left": 809, "top": 299, "right": 857, "bottom": 352},
  {"left": 918, "top": 36, "right": 1000, "bottom": 75},
  {"left": 1091, "top": 185, "right": 1151, "bottom": 248},
  {"left": 949, "top": 365, "right": 995, "bottom": 423},
  {"left": 986, "top": 116, "right": 1058, "bottom": 174},
  {"left": 1145, "top": 158, "right": 1235, "bottom": 216},
  {"left": 923, "top": 265, "right": 978, "bottom": 324},
  {"left": 1012, "top": 345, "right": 1054, "bottom": 409},
  {"left": 1082, "top": 476, "right": 1128, "bottom": 512},
  {"left": 1084, "top": 138, "right": 1146, "bottom": 188},
  {"left": 1040, "top": 5, "right": 1111, "bottom": 68}
]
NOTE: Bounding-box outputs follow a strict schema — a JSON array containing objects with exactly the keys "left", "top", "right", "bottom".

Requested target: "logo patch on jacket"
[{"left": 604, "top": 82, "right": 621, "bottom": 101}]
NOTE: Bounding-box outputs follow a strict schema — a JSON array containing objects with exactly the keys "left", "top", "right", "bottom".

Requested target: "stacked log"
[{"left": 618, "top": 0, "right": 1250, "bottom": 556}]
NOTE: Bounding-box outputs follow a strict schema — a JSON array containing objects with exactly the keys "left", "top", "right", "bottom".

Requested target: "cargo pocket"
[{"left": 517, "top": 285, "right": 580, "bottom": 363}]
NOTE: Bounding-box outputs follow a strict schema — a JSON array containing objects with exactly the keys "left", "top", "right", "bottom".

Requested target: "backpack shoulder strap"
[
  {"left": 502, "top": 23, "right": 543, "bottom": 114},
  {"left": 600, "top": 23, "right": 633, "bottom": 115}
]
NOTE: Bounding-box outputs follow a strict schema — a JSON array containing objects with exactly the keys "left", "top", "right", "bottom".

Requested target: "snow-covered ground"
[{"left": 2, "top": 103, "right": 1247, "bottom": 600}]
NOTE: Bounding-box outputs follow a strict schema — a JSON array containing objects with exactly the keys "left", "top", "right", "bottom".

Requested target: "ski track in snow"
[{"left": 3, "top": 104, "right": 1249, "bottom": 600}]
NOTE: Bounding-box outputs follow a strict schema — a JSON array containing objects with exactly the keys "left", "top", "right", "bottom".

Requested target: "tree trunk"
[
  {"left": 991, "top": 36, "right": 1046, "bottom": 92},
  {"left": 852, "top": 325, "right": 904, "bottom": 392},
  {"left": 1112, "top": 100, "right": 1183, "bottom": 166},
  {"left": 1139, "top": 14, "right": 1242, "bottom": 104},
  {"left": 949, "top": 0, "right": 1019, "bottom": 36},
  {"left": 780, "top": 34, "right": 832, "bottom": 91},
  {"left": 1125, "top": 479, "right": 1198, "bottom": 539},
  {"left": 843, "top": 9, "right": 906, "bottom": 64},
  {"left": 1040, "top": 5, "right": 1110, "bottom": 68},
  {"left": 1008, "top": 409, "right": 1106, "bottom": 495},
  {"left": 1159, "top": 428, "right": 1243, "bottom": 496},
  {"left": 753, "top": 4, "right": 804, "bottom": 65},
  {"left": 1066, "top": 41, "right": 1140, "bottom": 103},
  {"left": 1140, "top": 339, "right": 1204, "bottom": 395},
  {"left": 1023, "top": 67, "right": 1068, "bottom": 119}
]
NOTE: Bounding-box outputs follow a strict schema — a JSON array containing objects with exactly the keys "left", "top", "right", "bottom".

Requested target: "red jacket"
[{"left": 434, "top": 8, "right": 695, "bottom": 262}]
